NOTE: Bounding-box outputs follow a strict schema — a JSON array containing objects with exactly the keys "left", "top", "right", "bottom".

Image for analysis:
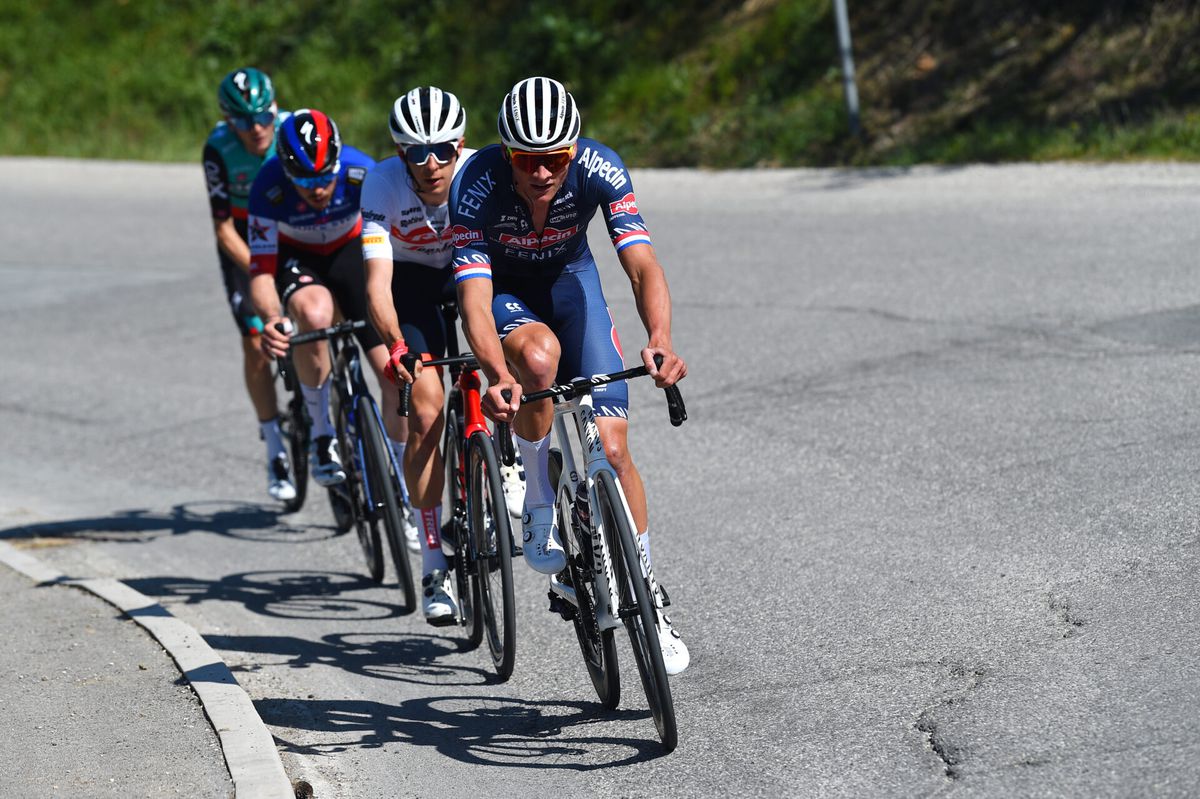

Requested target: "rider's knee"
[
  {"left": 605, "top": 437, "right": 632, "bottom": 475},
  {"left": 513, "top": 334, "right": 560, "bottom": 386}
]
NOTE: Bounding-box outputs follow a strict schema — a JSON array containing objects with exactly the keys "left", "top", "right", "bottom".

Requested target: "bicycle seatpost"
[{"left": 396, "top": 352, "right": 421, "bottom": 417}]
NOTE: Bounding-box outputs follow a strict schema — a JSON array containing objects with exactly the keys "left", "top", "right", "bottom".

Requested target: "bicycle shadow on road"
[
  {"left": 0, "top": 500, "right": 330, "bottom": 544},
  {"left": 125, "top": 569, "right": 408, "bottom": 620},
  {"left": 207, "top": 630, "right": 493, "bottom": 687},
  {"left": 257, "top": 694, "right": 667, "bottom": 768}
]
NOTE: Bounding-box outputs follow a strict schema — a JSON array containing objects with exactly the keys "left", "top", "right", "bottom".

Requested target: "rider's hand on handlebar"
[
  {"left": 642, "top": 345, "right": 686, "bottom": 389},
  {"left": 385, "top": 339, "right": 420, "bottom": 385},
  {"left": 482, "top": 379, "right": 522, "bottom": 423},
  {"left": 261, "top": 316, "right": 293, "bottom": 359}
]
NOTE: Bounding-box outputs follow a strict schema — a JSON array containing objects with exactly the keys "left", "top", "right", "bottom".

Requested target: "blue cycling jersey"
[
  {"left": 448, "top": 138, "right": 651, "bottom": 281},
  {"left": 247, "top": 145, "right": 375, "bottom": 276}
]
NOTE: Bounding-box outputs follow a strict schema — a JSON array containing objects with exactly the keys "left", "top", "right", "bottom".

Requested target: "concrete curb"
[{"left": 0, "top": 541, "right": 294, "bottom": 799}]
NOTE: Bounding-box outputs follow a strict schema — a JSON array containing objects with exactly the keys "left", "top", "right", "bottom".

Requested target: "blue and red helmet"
[{"left": 277, "top": 108, "right": 342, "bottom": 179}]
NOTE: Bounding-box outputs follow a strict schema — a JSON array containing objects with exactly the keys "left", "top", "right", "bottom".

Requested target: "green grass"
[{"left": 1, "top": 0, "right": 1198, "bottom": 165}]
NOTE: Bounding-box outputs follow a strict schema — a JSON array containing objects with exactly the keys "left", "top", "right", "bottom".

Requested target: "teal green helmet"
[{"left": 218, "top": 67, "right": 275, "bottom": 116}]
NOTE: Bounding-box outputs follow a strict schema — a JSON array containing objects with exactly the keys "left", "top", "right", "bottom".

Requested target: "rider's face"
[
  {"left": 293, "top": 177, "right": 337, "bottom": 211},
  {"left": 509, "top": 148, "right": 573, "bottom": 206},
  {"left": 230, "top": 116, "right": 275, "bottom": 157},
  {"left": 404, "top": 139, "right": 461, "bottom": 200}
]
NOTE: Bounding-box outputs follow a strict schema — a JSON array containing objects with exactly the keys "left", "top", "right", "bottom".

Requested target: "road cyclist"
[
  {"left": 202, "top": 66, "right": 294, "bottom": 503},
  {"left": 362, "top": 86, "right": 525, "bottom": 626},
  {"left": 247, "top": 108, "right": 416, "bottom": 550},
  {"left": 449, "top": 77, "right": 690, "bottom": 674}
]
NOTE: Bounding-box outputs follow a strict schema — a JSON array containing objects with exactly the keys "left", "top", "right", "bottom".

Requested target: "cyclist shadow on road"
[
  {"left": 257, "top": 694, "right": 667, "bottom": 768},
  {"left": 0, "top": 499, "right": 332, "bottom": 544}
]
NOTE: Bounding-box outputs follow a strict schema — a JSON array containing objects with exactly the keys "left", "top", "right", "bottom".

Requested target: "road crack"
[{"left": 914, "top": 661, "right": 987, "bottom": 781}]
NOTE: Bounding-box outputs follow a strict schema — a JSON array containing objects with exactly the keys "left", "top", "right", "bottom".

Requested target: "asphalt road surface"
[{"left": 2, "top": 157, "right": 1199, "bottom": 797}]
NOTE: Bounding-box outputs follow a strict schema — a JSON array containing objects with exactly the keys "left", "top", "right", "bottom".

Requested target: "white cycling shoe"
[
  {"left": 311, "top": 435, "right": 346, "bottom": 487},
  {"left": 521, "top": 503, "right": 567, "bottom": 574},
  {"left": 421, "top": 569, "right": 458, "bottom": 627},
  {"left": 267, "top": 455, "right": 297, "bottom": 502},
  {"left": 657, "top": 610, "right": 690, "bottom": 675},
  {"left": 499, "top": 451, "right": 526, "bottom": 519}
]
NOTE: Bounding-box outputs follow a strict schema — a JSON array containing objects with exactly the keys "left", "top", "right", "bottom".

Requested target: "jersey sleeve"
[
  {"left": 588, "top": 147, "right": 652, "bottom": 253},
  {"left": 449, "top": 157, "right": 493, "bottom": 283},
  {"left": 246, "top": 170, "right": 280, "bottom": 276},
  {"left": 359, "top": 168, "right": 394, "bottom": 262},
  {"left": 202, "top": 142, "right": 232, "bottom": 222}
]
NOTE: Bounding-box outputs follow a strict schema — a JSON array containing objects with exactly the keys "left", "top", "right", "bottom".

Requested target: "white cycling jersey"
[{"left": 360, "top": 149, "right": 477, "bottom": 269}]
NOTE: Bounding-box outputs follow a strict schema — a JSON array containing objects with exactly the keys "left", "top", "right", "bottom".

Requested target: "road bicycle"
[
  {"left": 397, "top": 301, "right": 517, "bottom": 680},
  {"left": 497, "top": 359, "right": 687, "bottom": 751},
  {"left": 289, "top": 320, "right": 416, "bottom": 610}
]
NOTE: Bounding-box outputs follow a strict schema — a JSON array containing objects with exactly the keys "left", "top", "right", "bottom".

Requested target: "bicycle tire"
[
  {"left": 445, "top": 406, "right": 482, "bottom": 650},
  {"left": 336, "top": 395, "right": 383, "bottom": 582},
  {"left": 280, "top": 392, "right": 309, "bottom": 513},
  {"left": 468, "top": 430, "right": 516, "bottom": 680},
  {"left": 596, "top": 469, "right": 677, "bottom": 752},
  {"left": 359, "top": 395, "right": 416, "bottom": 610},
  {"left": 550, "top": 450, "right": 619, "bottom": 708}
]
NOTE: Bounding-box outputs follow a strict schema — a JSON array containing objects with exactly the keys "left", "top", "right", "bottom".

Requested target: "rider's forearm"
[
  {"left": 249, "top": 272, "right": 282, "bottom": 322},
  {"left": 459, "top": 284, "right": 509, "bottom": 384},
  {"left": 623, "top": 248, "right": 674, "bottom": 349},
  {"left": 213, "top": 218, "right": 251, "bottom": 273},
  {"left": 364, "top": 258, "right": 403, "bottom": 347}
]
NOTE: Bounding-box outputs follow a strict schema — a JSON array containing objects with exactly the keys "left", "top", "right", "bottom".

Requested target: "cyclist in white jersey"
[{"left": 362, "top": 87, "right": 519, "bottom": 624}]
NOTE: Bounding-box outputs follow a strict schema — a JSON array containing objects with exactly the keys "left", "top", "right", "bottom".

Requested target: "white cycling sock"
[
  {"left": 637, "top": 529, "right": 652, "bottom": 573},
  {"left": 260, "top": 418, "right": 286, "bottom": 461},
  {"left": 300, "top": 380, "right": 335, "bottom": 439},
  {"left": 388, "top": 437, "right": 410, "bottom": 501},
  {"left": 515, "top": 432, "right": 554, "bottom": 507},
  {"left": 419, "top": 506, "right": 447, "bottom": 573}
]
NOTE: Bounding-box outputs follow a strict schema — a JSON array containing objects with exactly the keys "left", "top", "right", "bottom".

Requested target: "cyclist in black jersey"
[{"left": 202, "top": 67, "right": 294, "bottom": 502}]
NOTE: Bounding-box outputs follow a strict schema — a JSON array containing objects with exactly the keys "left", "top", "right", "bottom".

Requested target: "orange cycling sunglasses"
[{"left": 506, "top": 145, "right": 576, "bottom": 174}]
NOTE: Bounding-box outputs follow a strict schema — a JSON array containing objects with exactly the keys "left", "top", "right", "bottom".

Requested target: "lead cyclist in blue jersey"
[{"left": 450, "top": 77, "right": 689, "bottom": 674}]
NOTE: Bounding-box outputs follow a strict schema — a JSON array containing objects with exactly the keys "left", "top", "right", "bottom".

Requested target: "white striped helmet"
[
  {"left": 497, "top": 77, "right": 581, "bottom": 152},
  {"left": 389, "top": 86, "right": 466, "bottom": 146}
]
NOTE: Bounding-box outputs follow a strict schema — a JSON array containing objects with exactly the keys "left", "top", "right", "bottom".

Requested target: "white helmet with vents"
[
  {"left": 389, "top": 86, "right": 466, "bottom": 145},
  {"left": 497, "top": 76, "right": 581, "bottom": 152}
]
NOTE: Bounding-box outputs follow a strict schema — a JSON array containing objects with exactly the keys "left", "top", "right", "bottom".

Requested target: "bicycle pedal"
[{"left": 547, "top": 590, "right": 575, "bottom": 621}]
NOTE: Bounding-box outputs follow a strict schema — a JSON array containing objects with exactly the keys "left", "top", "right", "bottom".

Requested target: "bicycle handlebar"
[
  {"left": 288, "top": 319, "right": 368, "bottom": 347},
  {"left": 518, "top": 356, "right": 688, "bottom": 426}
]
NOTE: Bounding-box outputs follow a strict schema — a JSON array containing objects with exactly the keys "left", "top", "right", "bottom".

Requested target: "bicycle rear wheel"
[
  {"left": 550, "top": 450, "right": 619, "bottom": 708},
  {"left": 595, "top": 469, "right": 677, "bottom": 752},
  {"left": 336, "top": 396, "right": 383, "bottom": 583},
  {"left": 467, "top": 430, "right": 516, "bottom": 679},
  {"left": 279, "top": 389, "right": 310, "bottom": 514},
  {"left": 445, "top": 407, "right": 481, "bottom": 649},
  {"left": 360, "top": 395, "right": 416, "bottom": 611}
]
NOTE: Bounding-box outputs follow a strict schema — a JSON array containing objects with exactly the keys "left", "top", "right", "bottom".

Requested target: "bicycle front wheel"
[
  {"left": 360, "top": 395, "right": 416, "bottom": 611},
  {"left": 467, "top": 430, "right": 516, "bottom": 680},
  {"left": 336, "top": 396, "right": 383, "bottom": 582},
  {"left": 596, "top": 470, "right": 677, "bottom": 752}
]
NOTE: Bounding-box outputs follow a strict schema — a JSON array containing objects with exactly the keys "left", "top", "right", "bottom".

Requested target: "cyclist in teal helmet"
[{"left": 203, "top": 66, "right": 294, "bottom": 502}]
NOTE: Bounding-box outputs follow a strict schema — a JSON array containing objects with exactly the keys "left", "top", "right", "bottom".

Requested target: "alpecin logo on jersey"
[
  {"left": 608, "top": 192, "right": 638, "bottom": 217},
  {"left": 577, "top": 147, "right": 628, "bottom": 191},
  {"left": 451, "top": 225, "right": 483, "bottom": 248},
  {"left": 498, "top": 225, "right": 580, "bottom": 250}
]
